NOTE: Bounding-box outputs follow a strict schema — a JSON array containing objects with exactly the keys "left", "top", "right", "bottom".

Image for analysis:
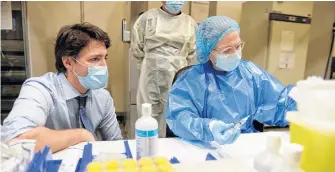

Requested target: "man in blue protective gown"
[{"left": 165, "top": 16, "right": 297, "bottom": 145}]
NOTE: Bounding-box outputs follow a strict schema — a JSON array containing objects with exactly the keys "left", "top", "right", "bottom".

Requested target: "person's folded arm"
[
  {"left": 2, "top": 82, "right": 95, "bottom": 153},
  {"left": 165, "top": 73, "right": 214, "bottom": 143},
  {"left": 131, "top": 13, "right": 146, "bottom": 70},
  {"left": 10, "top": 126, "right": 95, "bottom": 153},
  {"left": 249, "top": 62, "right": 297, "bottom": 127}
]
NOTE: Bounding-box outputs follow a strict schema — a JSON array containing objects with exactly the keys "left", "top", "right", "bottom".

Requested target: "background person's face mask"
[
  {"left": 71, "top": 58, "right": 108, "bottom": 90},
  {"left": 215, "top": 50, "right": 242, "bottom": 71},
  {"left": 165, "top": 1, "right": 184, "bottom": 14}
]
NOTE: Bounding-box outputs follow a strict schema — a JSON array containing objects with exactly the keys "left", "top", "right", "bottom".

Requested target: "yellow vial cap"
[
  {"left": 154, "top": 157, "right": 169, "bottom": 165},
  {"left": 87, "top": 162, "right": 103, "bottom": 172},
  {"left": 106, "top": 170, "right": 120, "bottom": 172},
  {"left": 158, "top": 164, "right": 173, "bottom": 172},
  {"left": 141, "top": 165, "right": 157, "bottom": 172},
  {"left": 139, "top": 157, "right": 154, "bottom": 167},
  {"left": 105, "top": 160, "right": 120, "bottom": 170},
  {"left": 124, "top": 167, "right": 139, "bottom": 172},
  {"left": 122, "top": 159, "right": 137, "bottom": 169}
]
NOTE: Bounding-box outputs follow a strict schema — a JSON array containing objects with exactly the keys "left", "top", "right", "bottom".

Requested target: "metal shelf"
[
  {"left": 1, "top": 40, "right": 24, "bottom": 51},
  {"left": 1, "top": 98, "right": 16, "bottom": 112},
  {"left": 1, "top": 80, "right": 24, "bottom": 85},
  {"left": 1, "top": 2, "right": 28, "bottom": 116}
]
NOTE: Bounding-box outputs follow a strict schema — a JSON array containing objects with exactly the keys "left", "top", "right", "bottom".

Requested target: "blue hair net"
[{"left": 196, "top": 16, "right": 240, "bottom": 64}]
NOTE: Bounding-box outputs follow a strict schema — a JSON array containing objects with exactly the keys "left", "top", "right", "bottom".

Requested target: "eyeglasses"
[{"left": 213, "top": 41, "right": 245, "bottom": 55}]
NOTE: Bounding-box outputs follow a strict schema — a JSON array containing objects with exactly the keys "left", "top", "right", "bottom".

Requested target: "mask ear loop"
[
  {"left": 209, "top": 50, "right": 218, "bottom": 64},
  {"left": 72, "top": 56, "right": 89, "bottom": 68},
  {"left": 70, "top": 68, "right": 80, "bottom": 77},
  {"left": 70, "top": 56, "right": 88, "bottom": 77}
]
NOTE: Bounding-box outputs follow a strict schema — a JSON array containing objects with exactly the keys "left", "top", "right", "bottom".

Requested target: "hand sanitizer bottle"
[{"left": 135, "top": 103, "right": 158, "bottom": 160}]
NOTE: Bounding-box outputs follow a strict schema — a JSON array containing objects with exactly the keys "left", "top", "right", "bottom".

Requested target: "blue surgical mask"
[
  {"left": 165, "top": 1, "right": 184, "bottom": 14},
  {"left": 71, "top": 58, "right": 108, "bottom": 90},
  {"left": 215, "top": 50, "right": 242, "bottom": 71}
]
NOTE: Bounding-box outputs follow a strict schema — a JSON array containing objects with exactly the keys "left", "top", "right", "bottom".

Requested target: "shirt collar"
[{"left": 57, "top": 73, "right": 92, "bottom": 100}]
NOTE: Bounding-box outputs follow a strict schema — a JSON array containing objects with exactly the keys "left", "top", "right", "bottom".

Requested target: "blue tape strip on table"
[
  {"left": 39, "top": 146, "right": 51, "bottom": 171},
  {"left": 169, "top": 157, "right": 180, "bottom": 164},
  {"left": 75, "top": 143, "right": 93, "bottom": 172},
  {"left": 26, "top": 151, "right": 41, "bottom": 172},
  {"left": 123, "top": 140, "right": 133, "bottom": 159},
  {"left": 74, "top": 158, "right": 82, "bottom": 172},
  {"left": 205, "top": 153, "right": 217, "bottom": 161},
  {"left": 45, "top": 160, "right": 62, "bottom": 172},
  {"left": 27, "top": 146, "right": 51, "bottom": 172}
]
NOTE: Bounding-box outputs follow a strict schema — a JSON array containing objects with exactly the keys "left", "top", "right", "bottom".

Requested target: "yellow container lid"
[
  {"left": 138, "top": 157, "right": 154, "bottom": 167},
  {"left": 158, "top": 164, "right": 173, "bottom": 172},
  {"left": 87, "top": 162, "right": 103, "bottom": 172},
  {"left": 141, "top": 165, "right": 157, "bottom": 172},
  {"left": 122, "top": 159, "right": 137, "bottom": 169},
  {"left": 154, "top": 157, "right": 169, "bottom": 166},
  {"left": 287, "top": 112, "right": 335, "bottom": 135},
  {"left": 105, "top": 160, "right": 120, "bottom": 170}
]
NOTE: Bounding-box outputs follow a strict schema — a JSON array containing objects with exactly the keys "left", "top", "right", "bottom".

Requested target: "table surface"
[{"left": 53, "top": 131, "right": 290, "bottom": 171}]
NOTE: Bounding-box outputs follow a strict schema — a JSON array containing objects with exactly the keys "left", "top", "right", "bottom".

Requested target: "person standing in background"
[{"left": 131, "top": 1, "right": 198, "bottom": 137}]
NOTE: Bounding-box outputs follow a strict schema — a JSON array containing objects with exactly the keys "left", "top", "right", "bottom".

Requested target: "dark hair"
[{"left": 54, "top": 22, "right": 110, "bottom": 73}]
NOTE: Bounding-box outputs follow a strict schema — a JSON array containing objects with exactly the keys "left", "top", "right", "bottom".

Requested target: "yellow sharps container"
[{"left": 287, "top": 112, "right": 335, "bottom": 172}]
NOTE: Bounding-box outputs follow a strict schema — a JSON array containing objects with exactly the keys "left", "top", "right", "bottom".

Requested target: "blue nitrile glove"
[{"left": 209, "top": 120, "right": 241, "bottom": 145}]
